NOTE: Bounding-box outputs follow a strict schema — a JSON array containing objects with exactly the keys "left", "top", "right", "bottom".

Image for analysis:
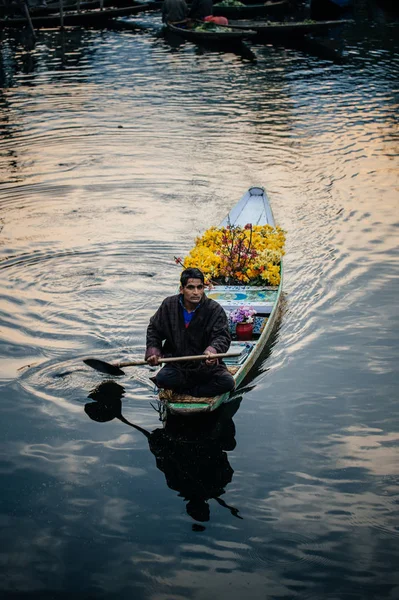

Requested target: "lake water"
[{"left": 0, "top": 5, "right": 398, "bottom": 599}]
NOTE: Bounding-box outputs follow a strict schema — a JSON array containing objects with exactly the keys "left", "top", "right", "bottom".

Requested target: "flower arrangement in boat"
[
  {"left": 214, "top": 0, "right": 245, "bottom": 6},
  {"left": 229, "top": 305, "right": 256, "bottom": 324},
  {"left": 180, "top": 223, "right": 285, "bottom": 286},
  {"left": 194, "top": 22, "right": 233, "bottom": 32}
]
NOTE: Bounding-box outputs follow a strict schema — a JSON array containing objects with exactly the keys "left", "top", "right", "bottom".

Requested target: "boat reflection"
[{"left": 85, "top": 380, "right": 243, "bottom": 528}]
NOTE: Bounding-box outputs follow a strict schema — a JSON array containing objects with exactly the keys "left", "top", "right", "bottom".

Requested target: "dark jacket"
[
  {"left": 189, "top": 0, "right": 213, "bottom": 19},
  {"left": 145, "top": 294, "right": 230, "bottom": 370},
  {"left": 162, "top": 0, "right": 188, "bottom": 23}
]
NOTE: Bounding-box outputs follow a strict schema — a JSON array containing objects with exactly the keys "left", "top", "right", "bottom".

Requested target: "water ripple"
[{"left": 0, "top": 14, "right": 398, "bottom": 600}]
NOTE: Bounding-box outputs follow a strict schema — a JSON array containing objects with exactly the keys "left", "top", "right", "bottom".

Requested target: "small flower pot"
[{"left": 235, "top": 322, "right": 253, "bottom": 341}]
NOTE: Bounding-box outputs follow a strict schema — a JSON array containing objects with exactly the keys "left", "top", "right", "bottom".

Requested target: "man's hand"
[
  {"left": 204, "top": 346, "right": 218, "bottom": 366},
  {"left": 147, "top": 354, "right": 160, "bottom": 366}
]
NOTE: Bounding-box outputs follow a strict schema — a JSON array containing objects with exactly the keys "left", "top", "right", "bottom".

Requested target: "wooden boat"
[
  {"left": 160, "top": 186, "right": 283, "bottom": 416},
  {"left": 166, "top": 21, "right": 256, "bottom": 42},
  {"left": 213, "top": 0, "right": 287, "bottom": 19},
  {"left": 49, "top": 0, "right": 142, "bottom": 9},
  {"left": 219, "top": 17, "right": 353, "bottom": 37},
  {"left": 0, "top": 0, "right": 142, "bottom": 18},
  {"left": 0, "top": 3, "right": 149, "bottom": 28}
]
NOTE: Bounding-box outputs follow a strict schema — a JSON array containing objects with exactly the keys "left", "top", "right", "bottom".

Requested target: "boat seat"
[
  {"left": 207, "top": 285, "right": 278, "bottom": 314},
  {"left": 224, "top": 341, "right": 255, "bottom": 366},
  {"left": 159, "top": 389, "right": 216, "bottom": 405}
]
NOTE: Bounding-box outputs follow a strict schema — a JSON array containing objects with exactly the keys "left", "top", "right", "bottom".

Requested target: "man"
[
  {"left": 162, "top": 0, "right": 188, "bottom": 24},
  {"left": 145, "top": 267, "right": 235, "bottom": 398}
]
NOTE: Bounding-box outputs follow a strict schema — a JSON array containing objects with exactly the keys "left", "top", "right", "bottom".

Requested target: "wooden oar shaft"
[
  {"left": 117, "top": 351, "right": 241, "bottom": 368},
  {"left": 23, "top": 2, "right": 36, "bottom": 39}
]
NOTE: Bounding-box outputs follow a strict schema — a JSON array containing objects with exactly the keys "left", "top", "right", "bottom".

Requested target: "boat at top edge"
[
  {"left": 162, "top": 186, "right": 284, "bottom": 416},
  {"left": 0, "top": 3, "right": 149, "bottom": 28},
  {"left": 0, "top": 0, "right": 142, "bottom": 18}
]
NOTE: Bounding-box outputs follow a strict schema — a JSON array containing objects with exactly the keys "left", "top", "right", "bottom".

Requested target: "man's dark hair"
[{"left": 180, "top": 268, "right": 205, "bottom": 287}]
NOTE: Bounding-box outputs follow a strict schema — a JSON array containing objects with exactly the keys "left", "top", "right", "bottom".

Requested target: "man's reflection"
[{"left": 85, "top": 381, "right": 243, "bottom": 526}]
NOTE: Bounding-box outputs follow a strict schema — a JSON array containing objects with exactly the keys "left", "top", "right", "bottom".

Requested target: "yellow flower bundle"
[{"left": 183, "top": 224, "right": 286, "bottom": 286}]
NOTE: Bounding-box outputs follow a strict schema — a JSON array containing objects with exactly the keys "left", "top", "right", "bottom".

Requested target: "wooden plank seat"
[{"left": 158, "top": 389, "right": 216, "bottom": 405}]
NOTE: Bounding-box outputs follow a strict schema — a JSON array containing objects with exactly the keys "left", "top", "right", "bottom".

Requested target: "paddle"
[
  {"left": 23, "top": 0, "right": 36, "bottom": 41},
  {"left": 84, "top": 351, "right": 242, "bottom": 376}
]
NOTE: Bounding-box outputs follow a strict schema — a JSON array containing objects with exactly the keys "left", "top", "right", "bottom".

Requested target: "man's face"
[{"left": 180, "top": 278, "right": 205, "bottom": 307}]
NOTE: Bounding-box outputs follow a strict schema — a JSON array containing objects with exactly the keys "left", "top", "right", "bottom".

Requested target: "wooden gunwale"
[{"left": 219, "top": 18, "right": 353, "bottom": 35}]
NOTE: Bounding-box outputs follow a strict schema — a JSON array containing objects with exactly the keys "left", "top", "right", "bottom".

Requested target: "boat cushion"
[
  {"left": 159, "top": 389, "right": 215, "bottom": 404},
  {"left": 206, "top": 285, "right": 277, "bottom": 314}
]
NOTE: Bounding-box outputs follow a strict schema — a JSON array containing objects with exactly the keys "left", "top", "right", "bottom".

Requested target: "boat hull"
[{"left": 166, "top": 22, "right": 256, "bottom": 42}]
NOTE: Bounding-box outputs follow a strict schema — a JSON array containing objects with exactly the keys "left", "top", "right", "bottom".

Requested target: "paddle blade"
[{"left": 83, "top": 358, "right": 125, "bottom": 376}]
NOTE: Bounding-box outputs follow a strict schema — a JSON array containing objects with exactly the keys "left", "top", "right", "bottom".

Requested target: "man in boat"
[
  {"left": 145, "top": 267, "right": 235, "bottom": 398},
  {"left": 162, "top": 0, "right": 188, "bottom": 24},
  {"left": 189, "top": 0, "right": 213, "bottom": 21}
]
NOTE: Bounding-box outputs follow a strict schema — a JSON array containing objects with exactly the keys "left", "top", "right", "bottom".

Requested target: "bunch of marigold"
[{"left": 182, "top": 223, "right": 286, "bottom": 286}]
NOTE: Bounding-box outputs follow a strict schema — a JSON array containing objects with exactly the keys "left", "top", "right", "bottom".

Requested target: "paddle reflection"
[{"left": 85, "top": 381, "right": 243, "bottom": 527}]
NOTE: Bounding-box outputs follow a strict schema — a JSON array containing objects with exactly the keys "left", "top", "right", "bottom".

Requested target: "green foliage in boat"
[
  {"left": 194, "top": 22, "right": 233, "bottom": 31},
  {"left": 214, "top": 0, "right": 245, "bottom": 7}
]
